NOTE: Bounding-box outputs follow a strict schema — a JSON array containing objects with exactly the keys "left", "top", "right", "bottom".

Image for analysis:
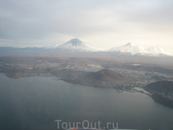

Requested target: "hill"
[
  {"left": 144, "top": 81, "right": 173, "bottom": 108},
  {"left": 87, "top": 69, "right": 127, "bottom": 82},
  {"left": 144, "top": 81, "right": 173, "bottom": 93}
]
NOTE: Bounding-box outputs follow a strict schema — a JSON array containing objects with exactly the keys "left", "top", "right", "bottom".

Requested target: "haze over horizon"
[{"left": 0, "top": 0, "right": 173, "bottom": 53}]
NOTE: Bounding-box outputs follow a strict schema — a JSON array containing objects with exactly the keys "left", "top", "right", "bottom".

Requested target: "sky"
[{"left": 0, "top": 0, "right": 173, "bottom": 52}]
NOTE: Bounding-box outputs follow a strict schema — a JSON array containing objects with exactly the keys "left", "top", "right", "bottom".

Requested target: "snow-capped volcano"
[
  {"left": 109, "top": 43, "right": 171, "bottom": 56},
  {"left": 110, "top": 43, "right": 147, "bottom": 55},
  {"left": 42, "top": 39, "right": 171, "bottom": 56},
  {"left": 57, "top": 38, "right": 99, "bottom": 52}
]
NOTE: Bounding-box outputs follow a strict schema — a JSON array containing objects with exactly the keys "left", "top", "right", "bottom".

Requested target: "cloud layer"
[{"left": 0, "top": 0, "right": 173, "bottom": 52}]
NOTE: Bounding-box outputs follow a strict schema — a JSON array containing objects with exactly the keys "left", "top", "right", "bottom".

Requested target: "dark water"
[{"left": 0, "top": 73, "right": 173, "bottom": 130}]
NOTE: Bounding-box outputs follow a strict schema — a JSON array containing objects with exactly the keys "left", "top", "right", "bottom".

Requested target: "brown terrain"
[
  {"left": 86, "top": 69, "right": 127, "bottom": 82},
  {"left": 144, "top": 81, "right": 173, "bottom": 108}
]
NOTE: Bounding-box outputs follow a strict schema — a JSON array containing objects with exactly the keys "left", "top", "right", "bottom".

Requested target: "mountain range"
[
  {"left": 109, "top": 42, "right": 171, "bottom": 56},
  {"left": 46, "top": 38, "right": 171, "bottom": 56},
  {"left": 0, "top": 38, "right": 172, "bottom": 57}
]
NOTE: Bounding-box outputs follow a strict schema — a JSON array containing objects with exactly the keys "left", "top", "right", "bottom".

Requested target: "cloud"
[{"left": 0, "top": 0, "right": 173, "bottom": 50}]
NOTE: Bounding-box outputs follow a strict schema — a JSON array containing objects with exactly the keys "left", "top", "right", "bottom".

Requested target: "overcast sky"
[{"left": 0, "top": 0, "right": 173, "bottom": 52}]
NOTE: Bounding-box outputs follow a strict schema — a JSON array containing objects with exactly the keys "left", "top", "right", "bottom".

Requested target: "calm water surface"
[{"left": 0, "top": 73, "right": 173, "bottom": 130}]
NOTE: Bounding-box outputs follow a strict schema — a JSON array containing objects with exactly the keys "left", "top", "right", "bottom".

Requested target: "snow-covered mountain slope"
[
  {"left": 110, "top": 43, "right": 147, "bottom": 55},
  {"left": 147, "top": 46, "right": 170, "bottom": 56},
  {"left": 42, "top": 39, "right": 171, "bottom": 56},
  {"left": 57, "top": 38, "right": 100, "bottom": 52},
  {"left": 109, "top": 43, "right": 171, "bottom": 56}
]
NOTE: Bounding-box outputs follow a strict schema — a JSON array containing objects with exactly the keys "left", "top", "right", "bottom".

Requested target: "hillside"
[
  {"left": 152, "top": 93, "right": 173, "bottom": 108},
  {"left": 144, "top": 81, "right": 173, "bottom": 93},
  {"left": 144, "top": 81, "right": 173, "bottom": 108},
  {"left": 87, "top": 69, "right": 127, "bottom": 82}
]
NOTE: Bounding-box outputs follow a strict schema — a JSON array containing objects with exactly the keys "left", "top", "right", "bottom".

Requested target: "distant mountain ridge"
[
  {"left": 110, "top": 43, "right": 147, "bottom": 55},
  {"left": 109, "top": 42, "right": 171, "bottom": 56},
  {"left": 0, "top": 38, "right": 172, "bottom": 57},
  {"left": 52, "top": 38, "right": 172, "bottom": 56}
]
